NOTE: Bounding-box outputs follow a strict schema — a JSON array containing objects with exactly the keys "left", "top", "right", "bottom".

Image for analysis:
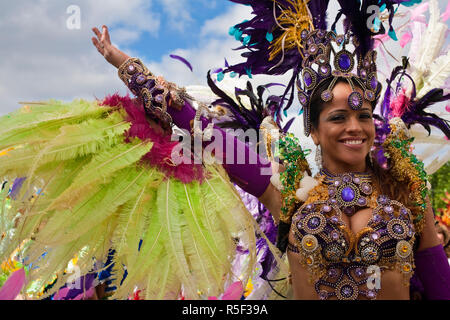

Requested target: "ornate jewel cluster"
[
  {"left": 290, "top": 175, "right": 416, "bottom": 300},
  {"left": 296, "top": 29, "right": 381, "bottom": 136},
  {"left": 321, "top": 169, "right": 373, "bottom": 216},
  {"left": 118, "top": 58, "right": 190, "bottom": 130}
]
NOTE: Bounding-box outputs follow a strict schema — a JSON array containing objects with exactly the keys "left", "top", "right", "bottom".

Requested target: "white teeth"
[{"left": 343, "top": 140, "right": 363, "bottom": 145}]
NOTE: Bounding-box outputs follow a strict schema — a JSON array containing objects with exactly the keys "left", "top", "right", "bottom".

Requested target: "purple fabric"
[
  {"left": 414, "top": 244, "right": 450, "bottom": 300},
  {"left": 167, "top": 101, "right": 271, "bottom": 198}
]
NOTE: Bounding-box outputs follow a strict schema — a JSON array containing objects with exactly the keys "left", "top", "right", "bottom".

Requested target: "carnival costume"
[{"left": 1, "top": 0, "right": 450, "bottom": 300}]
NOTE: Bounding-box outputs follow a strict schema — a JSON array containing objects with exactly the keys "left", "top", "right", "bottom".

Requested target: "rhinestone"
[
  {"left": 342, "top": 175, "right": 352, "bottom": 183},
  {"left": 377, "top": 195, "right": 389, "bottom": 205},
  {"left": 127, "top": 64, "right": 136, "bottom": 74},
  {"left": 384, "top": 206, "right": 394, "bottom": 214},
  {"left": 334, "top": 180, "right": 341, "bottom": 187},
  {"left": 320, "top": 65, "right": 330, "bottom": 75},
  {"left": 370, "top": 76, "right": 378, "bottom": 90},
  {"left": 304, "top": 72, "right": 313, "bottom": 87},
  {"left": 367, "top": 290, "right": 376, "bottom": 299},
  {"left": 355, "top": 268, "right": 364, "bottom": 277},
  {"left": 371, "top": 232, "right": 380, "bottom": 240},
  {"left": 338, "top": 53, "right": 351, "bottom": 70},
  {"left": 357, "top": 197, "right": 367, "bottom": 206},
  {"left": 322, "top": 205, "right": 331, "bottom": 213},
  {"left": 136, "top": 74, "right": 147, "bottom": 84},
  {"left": 319, "top": 291, "right": 328, "bottom": 300},
  {"left": 353, "top": 177, "right": 361, "bottom": 184},
  {"left": 331, "top": 216, "right": 339, "bottom": 224},
  {"left": 328, "top": 268, "right": 338, "bottom": 278},
  {"left": 331, "top": 230, "right": 340, "bottom": 240},
  {"left": 393, "top": 224, "right": 404, "bottom": 234},
  {"left": 341, "top": 186, "right": 356, "bottom": 202}
]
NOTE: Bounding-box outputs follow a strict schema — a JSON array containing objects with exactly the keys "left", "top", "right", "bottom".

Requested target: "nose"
[{"left": 346, "top": 115, "right": 363, "bottom": 134}]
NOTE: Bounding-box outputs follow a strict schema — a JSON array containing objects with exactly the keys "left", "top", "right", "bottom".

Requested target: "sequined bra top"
[{"left": 288, "top": 170, "right": 416, "bottom": 300}]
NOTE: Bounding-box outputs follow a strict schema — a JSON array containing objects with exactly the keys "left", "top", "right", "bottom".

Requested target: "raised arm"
[{"left": 91, "top": 26, "right": 280, "bottom": 220}]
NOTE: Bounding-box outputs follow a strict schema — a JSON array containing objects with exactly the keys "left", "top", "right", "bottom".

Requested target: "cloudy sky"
[{"left": 0, "top": 0, "right": 448, "bottom": 168}]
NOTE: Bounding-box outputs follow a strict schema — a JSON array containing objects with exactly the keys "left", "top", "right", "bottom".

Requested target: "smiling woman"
[{"left": 0, "top": 0, "right": 449, "bottom": 301}]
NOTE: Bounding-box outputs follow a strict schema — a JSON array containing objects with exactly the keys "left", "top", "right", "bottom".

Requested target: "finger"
[
  {"left": 102, "top": 25, "right": 111, "bottom": 44},
  {"left": 92, "top": 27, "right": 102, "bottom": 40},
  {"left": 91, "top": 37, "right": 105, "bottom": 54}
]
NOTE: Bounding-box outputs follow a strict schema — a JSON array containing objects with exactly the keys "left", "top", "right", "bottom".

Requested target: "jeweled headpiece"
[{"left": 297, "top": 29, "right": 381, "bottom": 136}]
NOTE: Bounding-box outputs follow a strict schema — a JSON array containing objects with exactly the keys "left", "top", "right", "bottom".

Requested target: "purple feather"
[{"left": 169, "top": 54, "right": 193, "bottom": 72}]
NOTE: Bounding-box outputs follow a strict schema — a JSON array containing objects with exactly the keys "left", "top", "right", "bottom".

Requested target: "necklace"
[{"left": 319, "top": 168, "right": 373, "bottom": 216}]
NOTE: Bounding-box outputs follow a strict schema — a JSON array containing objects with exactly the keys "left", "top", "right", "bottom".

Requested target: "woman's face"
[{"left": 311, "top": 81, "right": 375, "bottom": 173}]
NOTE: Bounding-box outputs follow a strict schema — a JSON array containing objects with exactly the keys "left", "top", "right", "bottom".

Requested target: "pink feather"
[
  {"left": 0, "top": 268, "right": 26, "bottom": 300},
  {"left": 101, "top": 94, "right": 205, "bottom": 184},
  {"left": 441, "top": 0, "right": 450, "bottom": 22},
  {"left": 390, "top": 89, "right": 411, "bottom": 118},
  {"left": 410, "top": 2, "right": 429, "bottom": 22},
  {"left": 221, "top": 281, "right": 244, "bottom": 300},
  {"left": 399, "top": 31, "right": 413, "bottom": 48}
]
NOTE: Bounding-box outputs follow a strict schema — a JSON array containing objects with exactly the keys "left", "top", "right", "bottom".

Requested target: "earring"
[
  {"left": 315, "top": 144, "right": 322, "bottom": 169},
  {"left": 369, "top": 151, "right": 374, "bottom": 167}
]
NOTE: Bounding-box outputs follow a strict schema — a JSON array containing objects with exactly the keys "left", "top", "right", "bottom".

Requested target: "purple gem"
[
  {"left": 154, "top": 95, "right": 164, "bottom": 103},
  {"left": 370, "top": 76, "right": 378, "bottom": 90},
  {"left": 328, "top": 268, "right": 338, "bottom": 278},
  {"left": 371, "top": 232, "right": 380, "bottom": 240},
  {"left": 400, "top": 207, "right": 409, "bottom": 216},
  {"left": 319, "top": 291, "right": 328, "bottom": 300},
  {"left": 393, "top": 224, "right": 404, "bottom": 234},
  {"left": 365, "top": 91, "right": 375, "bottom": 100},
  {"left": 341, "top": 285, "right": 353, "bottom": 297},
  {"left": 338, "top": 53, "right": 351, "bottom": 70},
  {"left": 383, "top": 206, "right": 394, "bottom": 214},
  {"left": 136, "top": 74, "right": 146, "bottom": 84},
  {"left": 367, "top": 290, "right": 376, "bottom": 299},
  {"left": 342, "top": 175, "right": 352, "bottom": 183},
  {"left": 377, "top": 195, "right": 389, "bottom": 205},
  {"left": 373, "top": 215, "right": 382, "bottom": 223},
  {"left": 127, "top": 65, "right": 136, "bottom": 74},
  {"left": 299, "top": 94, "right": 307, "bottom": 105},
  {"left": 301, "top": 29, "right": 308, "bottom": 39},
  {"left": 330, "top": 198, "right": 337, "bottom": 204},
  {"left": 353, "top": 177, "right": 361, "bottom": 184},
  {"left": 309, "top": 44, "right": 317, "bottom": 54},
  {"left": 364, "top": 60, "right": 370, "bottom": 68},
  {"left": 304, "top": 72, "right": 313, "bottom": 87},
  {"left": 320, "top": 65, "right": 329, "bottom": 75},
  {"left": 297, "top": 222, "right": 302, "bottom": 230},
  {"left": 361, "top": 183, "right": 372, "bottom": 194},
  {"left": 357, "top": 197, "right": 367, "bottom": 206},
  {"left": 408, "top": 229, "right": 414, "bottom": 237},
  {"left": 328, "top": 188, "right": 336, "bottom": 197},
  {"left": 334, "top": 180, "right": 341, "bottom": 187},
  {"left": 322, "top": 205, "right": 331, "bottom": 213},
  {"left": 308, "top": 217, "right": 320, "bottom": 229},
  {"left": 355, "top": 268, "right": 364, "bottom": 277},
  {"left": 349, "top": 92, "right": 362, "bottom": 109},
  {"left": 331, "top": 230, "right": 340, "bottom": 240},
  {"left": 307, "top": 37, "right": 314, "bottom": 45},
  {"left": 341, "top": 186, "right": 355, "bottom": 202},
  {"left": 306, "top": 204, "right": 314, "bottom": 211},
  {"left": 360, "top": 69, "right": 367, "bottom": 78},
  {"left": 331, "top": 216, "right": 339, "bottom": 224}
]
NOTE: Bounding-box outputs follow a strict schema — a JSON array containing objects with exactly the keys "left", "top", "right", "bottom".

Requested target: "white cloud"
[{"left": 0, "top": 0, "right": 160, "bottom": 115}]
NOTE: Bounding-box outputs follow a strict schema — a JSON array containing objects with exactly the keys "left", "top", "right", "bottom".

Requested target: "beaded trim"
[{"left": 118, "top": 58, "right": 191, "bottom": 130}]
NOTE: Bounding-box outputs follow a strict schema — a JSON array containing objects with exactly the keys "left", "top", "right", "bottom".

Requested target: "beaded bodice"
[{"left": 288, "top": 171, "right": 416, "bottom": 300}]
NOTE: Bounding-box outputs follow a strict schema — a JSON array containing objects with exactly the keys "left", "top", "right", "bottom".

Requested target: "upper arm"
[
  {"left": 417, "top": 198, "right": 441, "bottom": 251},
  {"left": 258, "top": 182, "right": 282, "bottom": 224}
]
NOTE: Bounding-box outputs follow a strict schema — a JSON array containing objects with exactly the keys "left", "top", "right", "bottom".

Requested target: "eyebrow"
[{"left": 328, "top": 107, "right": 372, "bottom": 114}]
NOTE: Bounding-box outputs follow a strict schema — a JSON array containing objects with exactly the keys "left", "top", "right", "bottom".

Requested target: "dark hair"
[{"left": 276, "top": 77, "right": 412, "bottom": 253}]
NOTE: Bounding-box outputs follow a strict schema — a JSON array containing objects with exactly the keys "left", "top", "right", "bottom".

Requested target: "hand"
[{"left": 91, "top": 25, "right": 130, "bottom": 68}]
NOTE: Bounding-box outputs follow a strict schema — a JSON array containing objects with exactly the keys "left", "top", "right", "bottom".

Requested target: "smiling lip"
[{"left": 339, "top": 138, "right": 366, "bottom": 149}]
